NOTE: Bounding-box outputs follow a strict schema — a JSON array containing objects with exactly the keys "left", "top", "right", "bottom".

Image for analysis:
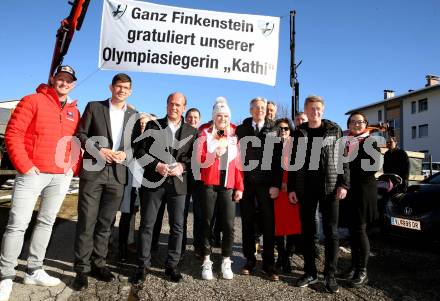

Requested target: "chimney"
[
  {"left": 384, "top": 89, "right": 395, "bottom": 99},
  {"left": 426, "top": 74, "right": 439, "bottom": 87}
]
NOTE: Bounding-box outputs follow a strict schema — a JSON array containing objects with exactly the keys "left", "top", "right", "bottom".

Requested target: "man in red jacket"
[{"left": 0, "top": 65, "right": 80, "bottom": 301}]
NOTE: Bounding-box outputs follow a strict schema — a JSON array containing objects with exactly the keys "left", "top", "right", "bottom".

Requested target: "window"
[
  {"left": 411, "top": 101, "right": 416, "bottom": 114},
  {"left": 418, "top": 98, "right": 428, "bottom": 112},
  {"left": 419, "top": 124, "right": 428, "bottom": 138},
  {"left": 378, "top": 110, "right": 382, "bottom": 121},
  {"left": 412, "top": 126, "right": 417, "bottom": 139}
]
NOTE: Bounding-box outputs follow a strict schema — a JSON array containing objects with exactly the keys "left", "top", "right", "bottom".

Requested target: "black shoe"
[
  {"left": 241, "top": 259, "right": 256, "bottom": 275},
  {"left": 262, "top": 264, "right": 280, "bottom": 281},
  {"left": 296, "top": 274, "right": 318, "bottom": 287},
  {"left": 165, "top": 267, "right": 183, "bottom": 283},
  {"left": 72, "top": 273, "right": 88, "bottom": 291},
  {"left": 351, "top": 270, "right": 368, "bottom": 288},
  {"left": 90, "top": 266, "right": 115, "bottom": 282},
  {"left": 132, "top": 267, "right": 148, "bottom": 284},
  {"left": 324, "top": 275, "right": 339, "bottom": 293}
]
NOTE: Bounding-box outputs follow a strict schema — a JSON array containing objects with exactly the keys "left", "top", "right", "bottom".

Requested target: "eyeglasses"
[
  {"left": 279, "top": 127, "right": 290, "bottom": 131},
  {"left": 349, "top": 120, "right": 367, "bottom": 125}
]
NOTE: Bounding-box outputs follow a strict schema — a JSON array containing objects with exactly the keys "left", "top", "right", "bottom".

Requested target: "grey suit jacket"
[{"left": 76, "top": 100, "right": 136, "bottom": 184}]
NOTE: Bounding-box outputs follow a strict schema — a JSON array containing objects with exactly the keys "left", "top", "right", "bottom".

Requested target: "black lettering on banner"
[
  {"left": 224, "top": 58, "right": 275, "bottom": 75},
  {"left": 132, "top": 7, "right": 167, "bottom": 22},
  {"left": 171, "top": 11, "right": 254, "bottom": 32},
  {"left": 102, "top": 47, "right": 219, "bottom": 70},
  {"left": 199, "top": 36, "right": 255, "bottom": 52}
]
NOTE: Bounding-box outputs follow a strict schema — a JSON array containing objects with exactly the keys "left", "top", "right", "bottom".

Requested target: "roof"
[
  {"left": 0, "top": 100, "right": 19, "bottom": 109},
  {"left": 346, "top": 84, "right": 440, "bottom": 115}
]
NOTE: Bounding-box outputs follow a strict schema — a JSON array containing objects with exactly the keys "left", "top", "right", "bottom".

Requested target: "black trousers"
[
  {"left": 151, "top": 190, "right": 192, "bottom": 256},
  {"left": 201, "top": 185, "right": 235, "bottom": 257},
  {"left": 119, "top": 187, "right": 138, "bottom": 248},
  {"left": 74, "top": 166, "right": 124, "bottom": 273},
  {"left": 348, "top": 223, "right": 369, "bottom": 271},
  {"left": 300, "top": 192, "right": 339, "bottom": 277},
  {"left": 275, "top": 235, "right": 296, "bottom": 262},
  {"left": 138, "top": 183, "right": 186, "bottom": 269},
  {"left": 191, "top": 182, "right": 204, "bottom": 251},
  {"left": 152, "top": 199, "right": 166, "bottom": 248},
  {"left": 240, "top": 181, "right": 275, "bottom": 265}
]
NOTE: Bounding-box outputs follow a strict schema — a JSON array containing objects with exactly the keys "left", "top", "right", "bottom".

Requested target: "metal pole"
[{"left": 290, "top": 10, "right": 299, "bottom": 119}]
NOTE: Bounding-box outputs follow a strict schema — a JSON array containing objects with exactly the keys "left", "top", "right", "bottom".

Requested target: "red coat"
[
  {"left": 196, "top": 123, "right": 244, "bottom": 192},
  {"left": 5, "top": 84, "right": 81, "bottom": 174},
  {"left": 274, "top": 139, "right": 301, "bottom": 236}
]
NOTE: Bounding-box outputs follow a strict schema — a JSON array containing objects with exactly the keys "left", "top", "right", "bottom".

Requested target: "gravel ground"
[
  {"left": 0, "top": 182, "right": 438, "bottom": 301},
  {"left": 68, "top": 209, "right": 440, "bottom": 301}
]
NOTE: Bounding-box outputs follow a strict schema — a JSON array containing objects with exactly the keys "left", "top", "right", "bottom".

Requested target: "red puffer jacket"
[
  {"left": 196, "top": 123, "right": 244, "bottom": 192},
  {"left": 5, "top": 84, "right": 81, "bottom": 174}
]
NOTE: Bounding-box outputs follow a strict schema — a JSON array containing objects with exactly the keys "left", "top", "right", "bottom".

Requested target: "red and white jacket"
[
  {"left": 196, "top": 122, "right": 244, "bottom": 192},
  {"left": 5, "top": 84, "right": 81, "bottom": 175}
]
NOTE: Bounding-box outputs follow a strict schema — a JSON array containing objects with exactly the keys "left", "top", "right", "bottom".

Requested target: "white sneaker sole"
[
  {"left": 202, "top": 274, "right": 214, "bottom": 280},
  {"left": 222, "top": 273, "right": 233, "bottom": 280},
  {"left": 23, "top": 277, "right": 61, "bottom": 287}
]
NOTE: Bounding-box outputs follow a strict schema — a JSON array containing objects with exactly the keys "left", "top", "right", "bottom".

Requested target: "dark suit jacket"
[
  {"left": 134, "top": 116, "right": 197, "bottom": 195},
  {"left": 76, "top": 100, "right": 136, "bottom": 184}
]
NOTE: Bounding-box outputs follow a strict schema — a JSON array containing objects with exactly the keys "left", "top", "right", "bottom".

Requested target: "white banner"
[{"left": 99, "top": 0, "right": 280, "bottom": 86}]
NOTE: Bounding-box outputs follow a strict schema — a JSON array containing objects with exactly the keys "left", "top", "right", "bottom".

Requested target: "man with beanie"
[{"left": 0, "top": 65, "right": 80, "bottom": 301}]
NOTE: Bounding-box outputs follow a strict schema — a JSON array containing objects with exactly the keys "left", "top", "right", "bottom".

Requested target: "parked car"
[
  {"left": 383, "top": 172, "right": 440, "bottom": 241},
  {"left": 422, "top": 162, "right": 440, "bottom": 178}
]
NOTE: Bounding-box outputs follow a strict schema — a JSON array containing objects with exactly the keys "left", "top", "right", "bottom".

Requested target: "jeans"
[{"left": 0, "top": 172, "right": 72, "bottom": 279}]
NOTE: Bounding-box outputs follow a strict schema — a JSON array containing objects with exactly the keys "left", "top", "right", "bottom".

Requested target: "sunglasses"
[{"left": 279, "top": 127, "right": 290, "bottom": 131}]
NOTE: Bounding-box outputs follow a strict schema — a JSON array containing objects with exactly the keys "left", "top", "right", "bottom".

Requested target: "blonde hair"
[{"left": 304, "top": 95, "right": 325, "bottom": 107}]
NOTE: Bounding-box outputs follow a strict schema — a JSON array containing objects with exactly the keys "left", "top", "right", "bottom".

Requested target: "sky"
[{"left": 0, "top": 0, "right": 439, "bottom": 128}]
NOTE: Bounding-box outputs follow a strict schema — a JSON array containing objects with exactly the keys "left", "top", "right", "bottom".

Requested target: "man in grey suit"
[
  {"left": 132, "top": 92, "right": 196, "bottom": 284},
  {"left": 72, "top": 73, "right": 136, "bottom": 291}
]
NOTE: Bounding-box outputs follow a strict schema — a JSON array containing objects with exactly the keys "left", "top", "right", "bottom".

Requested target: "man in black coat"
[
  {"left": 288, "top": 95, "right": 349, "bottom": 293},
  {"left": 236, "top": 97, "right": 279, "bottom": 281},
  {"left": 132, "top": 92, "right": 196, "bottom": 283},
  {"left": 73, "top": 73, "right": 136, "bottom": 291}
]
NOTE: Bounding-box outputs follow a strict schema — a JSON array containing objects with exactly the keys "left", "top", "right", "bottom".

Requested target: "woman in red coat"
[
  {"left": 196, "top": 97, "right": 244, "bottom": 280},
  {"left": 269, "top": 118, "right": 301, "bottom": 273}
]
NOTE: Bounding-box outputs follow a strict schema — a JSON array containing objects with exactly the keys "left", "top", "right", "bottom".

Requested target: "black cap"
[{"left": 54, "top": 65, "right": 77, "bottom": 81}]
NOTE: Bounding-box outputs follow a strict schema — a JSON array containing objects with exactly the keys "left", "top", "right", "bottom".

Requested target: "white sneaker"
[
  {"left": 23, "top": 269, "right": 61, "bottom": 287},
  {"left": 221, "top": 258, "right": 233, "bottom": 280},
  {"left": 0, "top": 279, "right": 13, "bottom": 301},
  {"left": 201, "top": 260, "right": 214, "bottom": 280}
]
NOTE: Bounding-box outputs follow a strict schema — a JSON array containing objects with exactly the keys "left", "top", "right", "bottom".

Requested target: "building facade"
[{"left": 346, "top": 75, "right": 440, "bottom": 161}]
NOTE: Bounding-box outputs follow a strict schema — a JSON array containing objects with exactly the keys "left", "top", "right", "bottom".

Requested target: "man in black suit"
[
  {"left": 236, "top": 97, "right": 279, "bottom": 281},
  {"left": 72, "top": 73, "right": 136, "bottom": 290},
  {"left": 133, "top": 92, "right": 196, "bottom": 283}
]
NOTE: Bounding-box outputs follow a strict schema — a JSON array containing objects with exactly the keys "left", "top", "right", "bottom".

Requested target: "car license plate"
[{"left": 391, "top": 217, "right": 421, "bottom": 230}]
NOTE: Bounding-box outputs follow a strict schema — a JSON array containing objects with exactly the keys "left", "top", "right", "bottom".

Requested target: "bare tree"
[{"left": 275, "top": 102, "right": 291, "bottom": 119}]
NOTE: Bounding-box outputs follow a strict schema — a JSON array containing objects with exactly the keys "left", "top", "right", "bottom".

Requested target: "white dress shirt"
[{"left": 109, "top": 100, "right": 126, "bottom": 151}]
